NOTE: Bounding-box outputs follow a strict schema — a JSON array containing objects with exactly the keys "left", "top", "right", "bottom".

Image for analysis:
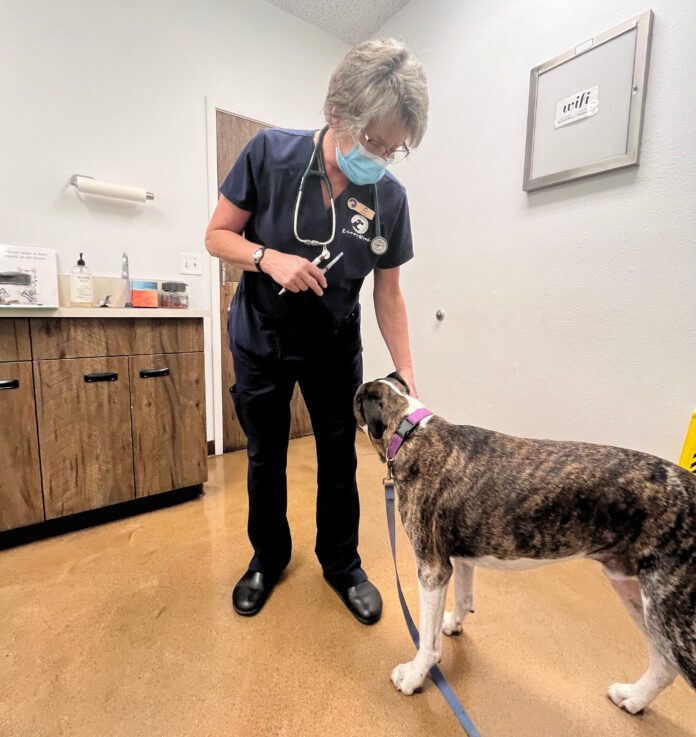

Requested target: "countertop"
[{"left": 0, "top": 307, "right": 210, "bottom": 319}]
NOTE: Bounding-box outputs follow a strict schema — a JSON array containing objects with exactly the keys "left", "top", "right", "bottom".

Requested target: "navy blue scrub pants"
[{"left": 229, "top": 304, "right": 366, "bottom": 588}]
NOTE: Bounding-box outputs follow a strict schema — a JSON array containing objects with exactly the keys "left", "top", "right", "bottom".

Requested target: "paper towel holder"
[{"left": 70, "top": 174, "right": 155, "bottom": 202}]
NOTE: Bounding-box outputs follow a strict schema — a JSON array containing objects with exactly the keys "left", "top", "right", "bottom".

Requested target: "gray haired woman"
[{"left": 205, "top": 38, "right": 429, "bottom": 623}]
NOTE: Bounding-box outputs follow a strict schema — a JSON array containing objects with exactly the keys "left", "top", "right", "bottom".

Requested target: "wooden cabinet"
[
  {"left": 0, "top": 319, "right": 31, "bottom": 361},
  {"left": 0, "top": 316, "right": 207, "bottom": 532},
  {"left": 129, "top": 352, "right": 207, "bottom": 497},
  {"left": 31, "top": 317, "right": 203, "bottom": 359},
  {"left": 0, "top": 361, "right": 43, "bottom": 531},
  {"left": 36, "top": 357, "right": 135, "bottom": 518}
]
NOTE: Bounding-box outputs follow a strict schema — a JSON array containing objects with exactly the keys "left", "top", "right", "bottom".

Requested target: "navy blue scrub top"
[{"left": 219, "top": 128, "right": 414, "bottom": 328}]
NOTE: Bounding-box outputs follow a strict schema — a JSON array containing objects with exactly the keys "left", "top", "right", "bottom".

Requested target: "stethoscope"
[{"left": 293, "top": 125, "right": 389, "bottom": 260}]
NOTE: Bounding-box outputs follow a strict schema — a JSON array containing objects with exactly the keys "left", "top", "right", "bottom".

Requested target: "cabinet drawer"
[
  {"left": 130, "top": 352, "right": 207, "bottom": 496},
  {"left": 31, "top": 318, "right": 204, "bottom": 359},
  {"left": 36, "top": 357, "right": 135, "bottom": 518},
  {"left": 0, "top": 319, "right": 31, "bottom": 362},
  {"left": 0, "top": 362, "right": 43, "bottom": 530}
]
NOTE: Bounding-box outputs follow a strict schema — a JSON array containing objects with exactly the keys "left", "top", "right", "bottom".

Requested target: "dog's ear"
[
  {"left": 361, "top": 395, "right": 386, "bottom": 440},
  {"left": 353, "top": 386, "right": 367, "bottom": 431},
  {"left": 387, "top": 370, "right": 410, "bottom": 395}
]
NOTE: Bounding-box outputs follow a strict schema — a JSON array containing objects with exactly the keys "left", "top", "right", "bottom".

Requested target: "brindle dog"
[{"left": 354, "top": 373, "right": 696, "bottom": 714}]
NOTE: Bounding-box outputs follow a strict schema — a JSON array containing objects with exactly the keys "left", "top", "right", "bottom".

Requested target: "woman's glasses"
[{"left": 361, "top": 132, "right": 410, "bottom": 164}]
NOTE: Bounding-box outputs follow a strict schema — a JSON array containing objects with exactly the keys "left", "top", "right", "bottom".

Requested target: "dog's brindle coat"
[{"left": 354, "top": 375, "right": 696, "bottom": 713}]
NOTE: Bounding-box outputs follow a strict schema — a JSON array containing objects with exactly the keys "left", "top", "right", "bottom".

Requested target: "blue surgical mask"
[{"left": 335, "top": 141, "right": 386, "bottom": 185}]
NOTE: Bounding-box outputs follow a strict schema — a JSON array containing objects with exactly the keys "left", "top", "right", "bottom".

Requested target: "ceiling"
[{"left": 264, "top": 0, "right": 411, "bottom": 45}]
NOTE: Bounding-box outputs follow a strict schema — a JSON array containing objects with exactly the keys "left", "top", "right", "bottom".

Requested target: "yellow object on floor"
[{"left": 679, "top": 409, "right": 696, "bottom": 473}]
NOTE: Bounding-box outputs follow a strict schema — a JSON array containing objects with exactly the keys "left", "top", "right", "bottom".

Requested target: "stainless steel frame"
[{"left": 523, "top": 9, "right": 653, "bottom": 192}]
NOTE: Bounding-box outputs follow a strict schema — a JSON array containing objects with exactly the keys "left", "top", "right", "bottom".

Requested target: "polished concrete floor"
[{"left": 1, "top": 433, "right": 695, "bottom": 737}]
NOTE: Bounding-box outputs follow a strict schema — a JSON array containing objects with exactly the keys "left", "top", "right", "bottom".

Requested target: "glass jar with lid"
[{"left": 160, "top": 281, "right": 189, "bottom": 309}]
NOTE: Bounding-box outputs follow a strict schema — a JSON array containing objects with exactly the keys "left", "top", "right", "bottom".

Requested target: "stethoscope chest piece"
[
  {"left": 370, "top": 235, "right": 388, "bottom": 256},
  {"left": 295, "top": 126, "right": 388, "bottom": 260}
]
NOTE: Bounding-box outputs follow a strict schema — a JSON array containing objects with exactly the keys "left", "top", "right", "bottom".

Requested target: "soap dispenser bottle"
[{"left": 70, "top": 252, "right": 94, "bottom": 307}]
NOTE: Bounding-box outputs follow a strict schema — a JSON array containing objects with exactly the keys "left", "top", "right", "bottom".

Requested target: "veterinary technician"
[{"left": 205, "top": 38, "right": 428, "bottom": 623}]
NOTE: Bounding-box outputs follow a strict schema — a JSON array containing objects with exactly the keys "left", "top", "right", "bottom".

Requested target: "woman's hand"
[
  {"left": 397, "top": 366, "right": 418, "bottom": 399},
  {"left": 263, "top": 250, "right": 328, "bottom": 296}
]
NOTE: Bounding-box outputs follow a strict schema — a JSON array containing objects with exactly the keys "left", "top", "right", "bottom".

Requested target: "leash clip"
[{"left": 383, "top": 460, "right": 394, "bottom": 500}]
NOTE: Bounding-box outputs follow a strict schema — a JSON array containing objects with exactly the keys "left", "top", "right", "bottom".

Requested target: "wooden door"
[
  {"left": 0, "top": 362, "right": 43, "bottom": 531},
  {"left": 36, "top": 357, "right": 135, "bottom": 518},
  {"left": 130, "top": 353, "right": 207, "bottom": 497},
  {"left": 221, "top": 282, "right": 246, "bottom": 452},
  {"left": 216, "top": 110, "right": 313, "bottom": 450}
]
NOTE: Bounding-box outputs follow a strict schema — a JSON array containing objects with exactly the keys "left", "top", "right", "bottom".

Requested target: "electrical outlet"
[{"left": 180, "top": 252, "right": 202, "bottom": 275}]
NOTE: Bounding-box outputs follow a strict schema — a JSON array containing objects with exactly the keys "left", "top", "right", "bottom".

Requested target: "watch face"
[{"left": 253, "top": 248, "right": 263, "bottom": 263}]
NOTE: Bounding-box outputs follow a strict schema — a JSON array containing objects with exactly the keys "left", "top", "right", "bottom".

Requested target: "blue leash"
[{"left": 384, "top": 479, "right": 482, "bottom": 737}]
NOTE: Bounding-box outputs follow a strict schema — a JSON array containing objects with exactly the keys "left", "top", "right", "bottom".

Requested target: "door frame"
[{"left": 204, "top": 96, "right": 274, "bottom": 455}]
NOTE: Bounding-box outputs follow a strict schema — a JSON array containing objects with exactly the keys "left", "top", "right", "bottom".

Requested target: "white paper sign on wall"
[{"left": 554, "top": 86, "right": 599, "bottom": 128}]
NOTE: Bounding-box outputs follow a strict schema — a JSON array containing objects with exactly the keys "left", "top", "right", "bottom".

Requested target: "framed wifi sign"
[{"left": 523, "top": 10, "right": 653, "bottom": 192}]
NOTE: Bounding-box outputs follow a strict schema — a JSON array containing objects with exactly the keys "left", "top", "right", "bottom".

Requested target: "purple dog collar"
[{"left": 386, "top": 408, "right": 433, "bottom": 462}]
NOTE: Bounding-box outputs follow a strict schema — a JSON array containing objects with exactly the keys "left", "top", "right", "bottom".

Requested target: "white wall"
[
  {"left": 4, "top": 1, "right": 694, "bottom": 461},
  {"left": 0, "top": 0, "right": 347, "bottom": 439},
  {"left": 362, "top": 0, "right": 696, "bottom": 461}
]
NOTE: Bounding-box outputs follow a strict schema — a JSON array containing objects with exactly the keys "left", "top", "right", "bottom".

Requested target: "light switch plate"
[{"left": 180, "top": 252, "right": 202, "bottom": 275}]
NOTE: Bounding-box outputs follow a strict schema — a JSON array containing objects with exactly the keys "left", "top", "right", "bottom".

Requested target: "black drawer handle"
[
  {"left": 139, "top": 368, "right": 170, "bottom": 379},
  {"left": 0, "top": 379, "right": 20, "bottom": 390},
  {"left": 84, "top": 372, "right": 119, "bottom": 383}
]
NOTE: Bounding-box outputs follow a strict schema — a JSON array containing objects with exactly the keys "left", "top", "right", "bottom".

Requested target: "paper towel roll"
[{"left": 71, "top": 175, "right": 154, "bottom": 202}]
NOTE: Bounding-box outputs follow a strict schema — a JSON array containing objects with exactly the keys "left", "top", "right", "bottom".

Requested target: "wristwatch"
[{"left": 252, "top": 246, "right": 266, "bottom": 272}]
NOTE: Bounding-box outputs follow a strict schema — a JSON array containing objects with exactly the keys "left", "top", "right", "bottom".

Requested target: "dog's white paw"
[
  {"left": 607, "top": 682, "right": 648, "bottom": 714},
  {"left": 391, "top": 661, "right": 426, "bottom": 695},
  {"left": 442, "top": 610, "right": 465, "bottom": 636}
]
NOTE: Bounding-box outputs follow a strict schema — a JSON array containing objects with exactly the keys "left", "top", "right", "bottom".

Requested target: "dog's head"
[{"left": 353, "top": 371, "right": 416, "bottom": 462}]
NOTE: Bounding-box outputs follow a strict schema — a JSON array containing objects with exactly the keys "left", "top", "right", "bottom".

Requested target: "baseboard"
[{"left": 0, "top": 484, "right": 204, "bottom": 550}]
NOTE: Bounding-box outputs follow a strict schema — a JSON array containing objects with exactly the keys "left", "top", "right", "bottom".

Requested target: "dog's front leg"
[
  {"left": 443, "top": 557, "right": 475, "bottom": 635},
  {"left": 391, "top": 565, "right": 450, "bottom": 695}
]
